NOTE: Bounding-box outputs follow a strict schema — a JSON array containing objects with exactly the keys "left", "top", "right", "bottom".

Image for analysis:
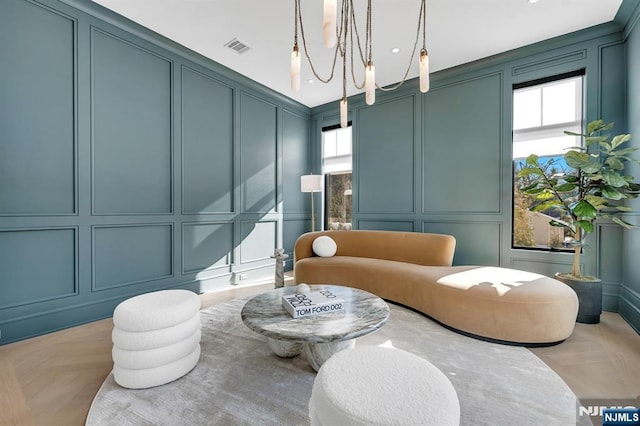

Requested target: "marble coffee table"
[{"left": 241, "top": 284, "right": 390, "bottom": 371}]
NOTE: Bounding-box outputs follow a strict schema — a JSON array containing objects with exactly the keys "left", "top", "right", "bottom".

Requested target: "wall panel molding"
[
  {"left": 357, "top": 220, "right": 415, "bottom": 232},
  {"left": 239, "top": 92, "right": 278, "bottom": 214},
  {"left": 0, "top": 0, "right": 77, "bottom": 216},
  {"left": 182, "top": 221, "right": 234, "bottom": 274},
  {"left": 239, "top": 220, "right": 277, "bottom": 264},
  {"left": 511, "top": 50, "right": 587, "bottom": 76},
  {"left": 423, "top": 221, "right": 501, "bottom": 266},
  {"left": 90, "top": 26, "right": 173, "bottom": 216},
  {"left": 181, "top": 65, "right": 235, "bottom": 215},
  {"left": 357, "top": 94, "right": 416, "bottom": 214},
  {"left": 0, "top": 227, "right": 78, "bottom": 309},
  {"left": 92, "top": 224, "right": 173, "bottom": 291},
  {"left": 422, "top": 72, "right": 503, "bottom": 215}
]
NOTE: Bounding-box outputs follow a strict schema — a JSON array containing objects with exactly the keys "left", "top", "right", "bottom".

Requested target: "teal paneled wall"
[
  {"left": 282, "top": 109, "right": 311, "bottom": 268},
  {"left": 622, "top": 3, "right": 640, "bottom": 333},
  {"left": 0, "top": 0, "right": 310, "bottom": 344},
  {"left": 311, "top": 21, "right": 629, "bottom": 313},
  {"left": 357, "top": 95, "right": 416, "bottom": 214},
  {"left": 0, "top": 229, "right": 77, "bottom": 308},
  {"left": 181, "top": 68, "right": 234, "bottom": 214},
  {"left": 240, "top": 94, "right": 277, "bottom": 214},
  {"left": 0, "top": 0, "right": 76, "bottom": 214},
  {"left": 422, "top": 74, "right": 502, "bottom": 214},
  {"left": 92, "top": 29, "right": 173, "bottom": 214}
]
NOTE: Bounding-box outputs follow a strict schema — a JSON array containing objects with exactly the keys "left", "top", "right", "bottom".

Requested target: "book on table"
[{"left": 282, "top": 289, "right": 345, "bottom": 318}]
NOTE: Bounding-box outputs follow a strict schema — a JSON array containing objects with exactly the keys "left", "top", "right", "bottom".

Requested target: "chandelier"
[{"left": 291, "top": 0, "right": 430, "bottom": 127}]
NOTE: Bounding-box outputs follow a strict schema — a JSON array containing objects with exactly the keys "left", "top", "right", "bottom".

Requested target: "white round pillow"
[{"left": 312, "top": 236, "right": 337, "bottom": 257}]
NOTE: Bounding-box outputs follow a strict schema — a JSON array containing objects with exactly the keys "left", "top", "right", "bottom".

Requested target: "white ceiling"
[{"left": 91, "top": 0, "right": 623, "bottom": 108}]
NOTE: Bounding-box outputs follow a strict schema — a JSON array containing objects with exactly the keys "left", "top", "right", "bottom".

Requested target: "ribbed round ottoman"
[
  {"left": 111, "top": 289, "right": 201, "bottom": 389},
  {"left": 309, "top": 346, "right": 460, "bottom": 426}
]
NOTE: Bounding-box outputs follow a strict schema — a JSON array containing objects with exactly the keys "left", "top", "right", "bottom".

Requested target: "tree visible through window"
[
  {"left": 322, "top": 125, "right": 352, "bottom": 230},
  {"left": 512, "top": 72, "right": 584, "bottom": 250}
]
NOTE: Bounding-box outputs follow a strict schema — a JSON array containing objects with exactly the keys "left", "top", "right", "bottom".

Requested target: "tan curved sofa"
[{"left": 294, "top": 230, "right": 579, "bottom": 345}]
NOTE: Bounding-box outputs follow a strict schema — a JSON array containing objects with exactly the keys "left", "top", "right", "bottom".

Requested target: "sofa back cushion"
[{"left": 294, "top": 230, "right": 455, "bottom": 267}]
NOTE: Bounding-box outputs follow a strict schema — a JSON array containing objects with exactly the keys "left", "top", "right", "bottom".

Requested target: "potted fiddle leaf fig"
[{"left": 517, "top": 120, "right": 640, "bottom": 324}]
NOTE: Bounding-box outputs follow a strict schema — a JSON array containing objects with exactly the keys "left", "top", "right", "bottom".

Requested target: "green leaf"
[
  {"left": 587, "top": 120, "right": 614, "bottom": 135},
  {"left": 575, "top": 220, "right": 595, "bottom": 234},
  {"left": 601, "top": 170, "right": 628, "bottom": 187},
  {"left": 553, "top": 183, "right": 578, "bottom": 192},
  {"left": 585, "top": 195, "right": 607, "bottom": 208},
  {"left": 564, "top": 151, "right": 591, "bottom": 169},
  {"left": 519, "top": 182, "right": 539, "bottom": 191},
  {"left": 525, "top": 154, "right": 539, "bottom": 167},
  {"left": 564, "top": 175, "right": 579, "bottom": 183},
  {"left": 535, "top": 191, "right": 556, "bottom": 200},
  {"left": 532, "top": 200, "right": 564, "bottom": 212},
  {"left": 516, "top": 168, "right": 541, "bottom": 178},
  {"left": 611, "top": 147, "right": 639, "bottom": 156},
  {"left": 615, "top": 206, "right": 633, "bottom": 212},
  {"left": 549, "top": 218, "right": 575, "bottom": 232},
  {"left": 605, "top": 157, "right": 625, "bottom": 171},
  {"left": 582, "top": 161, "right": 601, "bottom": 174},
  {"left": 585, "top": 136, "right": 608, "bottom": 147},
  {"left": 598, "top": 141, "right": 612, "bottom": 150},
  {"left": 601, "top": 186, "right": 627, "bottom": 200},
  {"left": 611, "top": 134, "right": 631, "bottom": 149},
  {"left": 522, "top": 186, "right": 545, "bottom": 195},
  {"left": 587, "top": 120, "right": 605, "bottom": 134},
  {"left": 572, "top": 200, "right": 597, "bottom": 219},
  {"left": 611, "top": 216, "right": 639, "bottom": 229}
]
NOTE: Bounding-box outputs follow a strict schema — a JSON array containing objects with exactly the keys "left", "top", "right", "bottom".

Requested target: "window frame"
[{"left": 511, "top": 70, "right": 585, "bottom": 252}]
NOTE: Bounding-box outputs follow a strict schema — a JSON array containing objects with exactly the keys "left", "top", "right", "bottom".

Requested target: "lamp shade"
[{"left": 301, "top": 174, "right": 323, "bottom": 192}]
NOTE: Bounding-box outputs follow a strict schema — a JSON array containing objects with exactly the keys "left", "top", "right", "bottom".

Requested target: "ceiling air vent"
[{"left": 224, "top": 38, "right": 251, "bottom": 54}]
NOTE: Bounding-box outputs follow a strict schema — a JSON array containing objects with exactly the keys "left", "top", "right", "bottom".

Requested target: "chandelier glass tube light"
[{"left": 291, "top": 0, "right": 429, "bottom": 128}]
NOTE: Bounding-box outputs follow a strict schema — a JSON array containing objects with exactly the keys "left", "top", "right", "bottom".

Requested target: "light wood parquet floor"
[{"left": 1, "top": 277, "right": 639, "bottom": 426}]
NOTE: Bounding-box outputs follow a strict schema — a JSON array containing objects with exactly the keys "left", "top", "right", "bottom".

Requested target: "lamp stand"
[{"left": 310, "top": 191, "right": 315, "bottom": 232}]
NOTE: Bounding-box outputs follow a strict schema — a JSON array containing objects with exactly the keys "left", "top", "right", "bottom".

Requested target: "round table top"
[{"left": 241, "top": 285, "right": 390, "bottom": 344}]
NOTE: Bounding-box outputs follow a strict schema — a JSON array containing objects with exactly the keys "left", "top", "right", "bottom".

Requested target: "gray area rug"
[{"left": 87, "top": 297, "right": 588, "bottom": 425}]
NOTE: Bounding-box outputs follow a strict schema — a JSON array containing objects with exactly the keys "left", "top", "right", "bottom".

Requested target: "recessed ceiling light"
[
  {"left": 307, "top": 79, "right": 315, "bottom": 84},
  {"left": 527, "top": 0, "right": 539, "bottom": 3},
  {"left": 391, "top": 47, "right": 400, "bottom": 54}
]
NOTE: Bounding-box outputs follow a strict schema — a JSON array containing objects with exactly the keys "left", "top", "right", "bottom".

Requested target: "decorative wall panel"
[
  {"left": 358, "top": 220, "right": 414, "bottom": 232},
  {"left": 181, "top": 67, "right": 234, "bottom": 214},
  {"left": 510, "top": 258, "right": 578, "bottom": 278},
  {"left": 283, "top": 218, "right": 307, "bottom": 255},
  {"left": 240, "top": 221, "right": 277, "bottom": 263},
  {"left": 240, "top": 93, "right": 277, "bottom": 213},
  {"left": 93, "top": 224, "right": 172, "bottom": 290},
  {"left": 91, "top": 29, "right": 172, "bottom": 214},
  {"left": 357, "top": 96, "right": 415, "bottom": 213},
  {"left": 0, "top": 228, "right": 76, "bottom": 309},
  {"left": 182, "top": 222, "right": 233, "bottom": 273},
  {"left": 283, "top": 110, "right": 310, "bottom": 214},
  {"left": 0, "top": 0, "right": 75, "bottom": 215},
  {"left": 423, "top": 74, "right": 502, "bottom": 214},
  {"left": 423, "top": 221, "right": 500, "bottom": 266}
]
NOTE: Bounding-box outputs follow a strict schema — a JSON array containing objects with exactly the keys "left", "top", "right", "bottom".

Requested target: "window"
[
  {"left": 512, "top": 72, "right": 584, "bottom": 250},
  {"left": 322, "top": 125, "right": 352, "bottom": 230}
]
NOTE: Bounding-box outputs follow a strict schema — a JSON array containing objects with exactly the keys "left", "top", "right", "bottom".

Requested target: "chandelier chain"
[
  {"left": 342, "top": 0, "right": 348, "bottom": 99},
  {"left": 293, "top": 0, "right": 428, "bottom": 95},
  {"left": 295, "top": 0, "right": 340, "bottom": 84},
  {"left": 376, "top": 0, "right": 425, "bottom": 92}
]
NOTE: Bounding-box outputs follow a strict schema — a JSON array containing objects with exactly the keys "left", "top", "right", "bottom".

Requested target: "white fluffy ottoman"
[
  {"left": 111, "top": 289, "right": 201, "bottom": 389},
  {"left": 309, "top": 346, "right": 460, "bottom": 426}
]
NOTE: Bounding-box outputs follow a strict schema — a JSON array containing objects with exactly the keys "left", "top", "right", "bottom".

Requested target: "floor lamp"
[{"left": 301, "top": 174, "right": 323, "bottom": 232}]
